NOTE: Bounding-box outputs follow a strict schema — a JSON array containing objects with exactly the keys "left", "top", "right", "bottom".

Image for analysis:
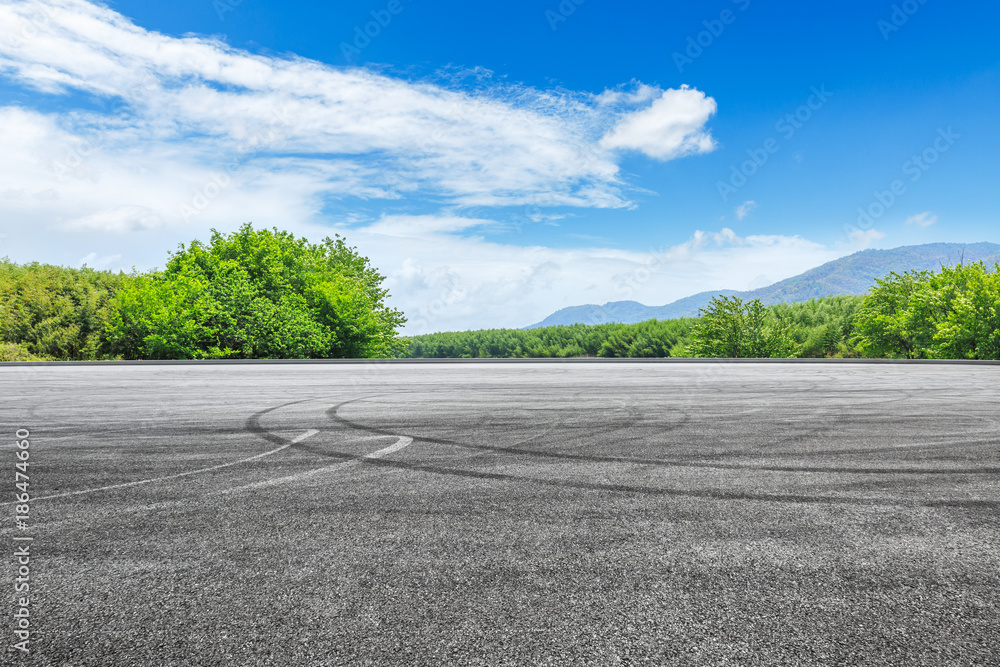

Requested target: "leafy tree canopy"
[
  {"left": 103, "top": 224, "right": 406, "bottom": 359},
  {"left": 853, "top": 262, "right": 1000, "bottom": 360},
  {"left": 402, "top": 297, "right": 868, "bottom": 360},
  {"left": 771, "top": 295, "right": 863, "bottom": 359}
]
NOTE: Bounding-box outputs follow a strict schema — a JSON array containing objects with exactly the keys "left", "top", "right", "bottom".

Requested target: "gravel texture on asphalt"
[{"left": 2, "top": 361, "right": 998, "bottom": 666}]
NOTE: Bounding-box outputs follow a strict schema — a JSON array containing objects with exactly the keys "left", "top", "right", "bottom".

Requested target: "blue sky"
[{"left": 0, "top": 0, "right": 997, "bottom": 332}]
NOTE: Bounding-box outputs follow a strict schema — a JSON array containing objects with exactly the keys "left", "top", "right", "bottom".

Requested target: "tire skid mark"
[
  {"left": 244, "top": 397, "right": 319, "bottom": 446},
  {"left": 18, "top": 397, "right": 329, "bottom": 506},
  {"left": 28, "top": 435, "right": 413, "bottom": 531},
  {"left": 328, "top": 399, "right": 1000, "bottom": 476},
  {"left": 295, "top": 437, "right": 1000, "bottom": 509},
  {"left": 218, "top": 435, "right": 412, "bottom": 495},
  {"left": 323, "top": 399, "right": 1000, "bottom": 508},
  {"left": 12, "top": 430, "right": 318, "bottom": 504}
]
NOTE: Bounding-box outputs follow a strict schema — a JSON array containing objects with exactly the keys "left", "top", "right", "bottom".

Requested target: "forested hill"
[{"left": 527, "top": 242, "right": 1000, "bottom": 328}]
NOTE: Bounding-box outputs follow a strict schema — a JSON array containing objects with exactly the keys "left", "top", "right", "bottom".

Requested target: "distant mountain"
[{"left": 527, "top": 242, "right": 1000, "bottom": 328}]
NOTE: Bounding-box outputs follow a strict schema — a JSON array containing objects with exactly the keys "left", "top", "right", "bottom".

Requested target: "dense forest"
[
  {"left": 0, "top": 225, "right": 405, "bottom": 360},
  {"left": 405, "top": 318, "right": 698, "bottom": 359},
  {"left": 0, "top": 261, "right": 127, "bottom": 361},
  {"left": 2, "top": 238, "right": 996, "bottom": 361},
  {"left": 403, "top": 295, "right": 865, "bottom": 359}
]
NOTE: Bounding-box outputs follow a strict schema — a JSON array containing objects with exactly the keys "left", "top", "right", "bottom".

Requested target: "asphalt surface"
[{"left": 2, "top": 361, "right": 999, "bottom": 666}]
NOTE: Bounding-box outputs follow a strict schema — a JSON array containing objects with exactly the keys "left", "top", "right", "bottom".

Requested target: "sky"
[{"left": 0, "top": 0, "right": 997, "bottom": 333}]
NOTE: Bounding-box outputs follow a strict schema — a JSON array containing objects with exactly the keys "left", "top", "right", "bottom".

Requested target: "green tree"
[
  {"left": 690, "top": 296, "right": 796, "bottom": 358},
  {"left": 853, "top": 263, "right": 1000, "bottom": 360},
  {"left": 931, "top": 263, "right": 1000, "bottom": 359},
  {"left": 855, "top": 271, "right": 938, "bottom": 359},
  {"left": 103, "top": 224, "right": 406, "bottom": 359},
  {"left": 400, "top": 319, "right": 697, "bottom": 359},
  {"left": 101, "top": 271, "right": 219, "bottom": 359},
  {"left": 0, "top": 342, "right": 49, "bottom": 361}
]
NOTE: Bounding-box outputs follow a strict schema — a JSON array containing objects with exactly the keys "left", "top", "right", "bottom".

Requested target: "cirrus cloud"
[{"left": 0, "top": 0, "right": 718, "bottom": 214}]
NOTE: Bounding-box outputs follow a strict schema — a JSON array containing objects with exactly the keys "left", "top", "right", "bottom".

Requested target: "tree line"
[
  {"left": 2, "top": 229, "right": 996, "bottom": 361},
  {"left": 404, "top": 263, "right": 999, "bottom": 360},
  {"left": 405, "top": 318, "right": 698, "bottom": 359},
  {"left": 403, "top": 295, "right": 865, "bottom": 360}
]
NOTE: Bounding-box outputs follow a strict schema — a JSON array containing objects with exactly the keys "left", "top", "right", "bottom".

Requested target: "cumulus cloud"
[
  {"left": 735, "top": 200, "right": 758, "bottom": 220},
  {"left": 905, "top": 211, "right": 938, "bottom": 227},
  {"left": 599, "top": 86, "right": 717, "bottom": 160}
]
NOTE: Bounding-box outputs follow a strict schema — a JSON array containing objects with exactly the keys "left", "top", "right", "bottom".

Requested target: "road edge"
[{"left": 2, "top": 358, "right": 999, "bottom": 366}]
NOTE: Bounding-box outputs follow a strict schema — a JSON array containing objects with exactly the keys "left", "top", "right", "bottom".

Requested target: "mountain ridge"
[{"left": 526, "top": 242, "right": 1000, "bottom": 328}]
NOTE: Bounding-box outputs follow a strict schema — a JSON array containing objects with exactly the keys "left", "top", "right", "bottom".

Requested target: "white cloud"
[
  {"left": 0, "top": 0, "right": 717, "bottom": 213},
  {"left": 359, "top": 215, "right": 495, "bottom": 238},
  {"left": 336, "top": 219, "right": 843, "bottom": 333},
  {"left": 594, "top": 83, "right": 661, "bottom": 106},
  {"left": 690, "top": 227, "right": 743, "bottom": 247},
  {"left": 905, "top": 211, "right": 938, "bottom": 227},
  {"left": 599, "top": 86, "right": 717, "bottom": 160},
  {"left": 735, "top": 200, "right": 758, "bottom": 220}
]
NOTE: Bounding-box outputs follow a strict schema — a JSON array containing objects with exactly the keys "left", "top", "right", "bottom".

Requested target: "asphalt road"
[{"left": 2, "top": 361, "right": 999, "bottom": 666}]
